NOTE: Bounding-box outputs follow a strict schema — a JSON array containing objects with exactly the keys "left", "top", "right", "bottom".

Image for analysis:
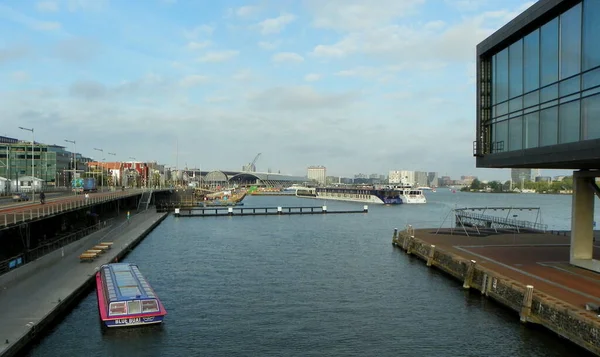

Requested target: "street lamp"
[
  {"left": 108, "top": 152, "right": 116, "bottom": 188},
  {"left": 19, "top": 126, "right": 35, "bottom": 202},
  {"left": 94, "top": 148, "right": 103, "bottom": 191},
  {"left": 65, "top": 139, "right": 76, "bottom": 192}
]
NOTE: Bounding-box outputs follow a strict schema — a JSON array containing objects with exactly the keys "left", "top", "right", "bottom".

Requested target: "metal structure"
[
  {"left": 242, "top": 153, "right": 261, "bottom": 172},
  {"left": 436, "top": 206, "right": 547, "bottom": 237}
]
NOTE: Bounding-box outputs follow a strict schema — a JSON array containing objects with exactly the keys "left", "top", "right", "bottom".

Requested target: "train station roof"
[{"left": 229, "top": 172, "right": 307, "bottom": 185}]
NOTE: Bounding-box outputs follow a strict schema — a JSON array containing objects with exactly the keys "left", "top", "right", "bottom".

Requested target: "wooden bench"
[
  {"left": 93, "top": 245, "right": 109, "bottom": 252},
  {"left": 79, "top": 252, "right": 97, "bottom": 262},
  {"left": 98, "top": 242, "right": 113, "bottom": 249},
  {"left": 86, "top": 249, "right": 102, "bottom": 254}
]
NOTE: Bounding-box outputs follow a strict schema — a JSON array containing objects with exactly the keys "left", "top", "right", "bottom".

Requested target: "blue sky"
[{"left": 0, "top": 0, "right": 570, "bottom": 180}]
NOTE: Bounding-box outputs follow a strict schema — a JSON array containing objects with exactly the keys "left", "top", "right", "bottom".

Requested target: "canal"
[{"left": 26, "top": 191, "right": 599, "bottom": 356}]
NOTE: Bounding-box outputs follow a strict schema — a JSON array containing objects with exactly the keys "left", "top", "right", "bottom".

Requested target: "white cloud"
[
  {"left": 256, "top": 13, "right": 295, "bottom": 35},
  {"left": 258, "top": 40, "right": 280, "bottom": 50},
  {"left": 36, "top": 1, "right": 59, "bottom": 12},
  {"left": 232, "top": 69, "right": 256, "bottom": 82},
  {"left": 187, "top": 41, "right": 211, "bottom": 50},
  {"left": 304, "top": 73, "right": 321, "bottom": 82},
  {"left": 0, "top": 4, "right": 62, "bottom": 31},
  {"left": 248, "top": 85, "right": 361, "bottom": 112},
  {"left": 10, "top": 71, "right": 30, "bottom": 82},
  {"left": 235, "top": 5, "right": 259, "bottom": 17},
  {"left": 305, "top": 0, "right": 424, "bottom": 31},
  {"left": 198, "top": 50, "right": 239, "bottom": 63},
  {"left": 271, "top": 52, "right": 304, "bottom": 63},
  {"left": 179, "top": 75, "right": 209, "bottom": 88},
  {"left": 184, "top": 24, "right": 214, "bottom": 39}
]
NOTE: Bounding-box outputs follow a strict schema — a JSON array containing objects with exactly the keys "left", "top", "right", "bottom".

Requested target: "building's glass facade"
[
  {"left": 0, "top": 144, "right": 58, "bottom": 185},
  {"left": 488, "top": 0, "right": 600, "bottom": 153}
]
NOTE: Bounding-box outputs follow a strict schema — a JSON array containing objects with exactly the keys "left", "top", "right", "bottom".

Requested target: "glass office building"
[
  {"left": 0, "top": 143, "right": 57, "bottom": 185},
  {"left": 475, "top": 0, "right": 600, "bottom": 169}
]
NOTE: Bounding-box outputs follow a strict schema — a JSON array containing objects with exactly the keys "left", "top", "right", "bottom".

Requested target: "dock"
[
  {"left": 173, "top": 205, "right": 368, "bottom": 217},
  {"left": 391, "top": 225, "right": 600, "bottom": 356},
  {"left": 0, "top": 210, "right": 168, "bottom": 357}
]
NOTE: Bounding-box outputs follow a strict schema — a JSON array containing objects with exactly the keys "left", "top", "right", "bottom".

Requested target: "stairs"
[{"left": 137, "top": 190, "right": 153, "bottom": 211}]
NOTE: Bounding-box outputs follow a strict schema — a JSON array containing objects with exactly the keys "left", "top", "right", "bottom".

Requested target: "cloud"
[
  {"left": 11, "top": 71, "right": 30, "bottom": 82},
  {"left": 271, "top": 52, "right": 304, "bottom": 63},
  {"left": 231, "top": 69, "right": 256, "bottom": 82},
  {"left": 197, "top": 50, "right": 239, "bottom": 63},
  {"left": 304, "top": 73, "right": 321, "bottom": 82},
  {"left": 53, "top": 37, "right": 100, "bottom": 63},
  {"left": 258, "top": 40, "right": 280, "bottom": 50},
  {"left": 256, "top": 13, "right": 295, "bottom": 35},
  {"left": 247, "top": 86, "right": 360, "bottom": 112},
  {"left": 36, "top": 1, "right": 59, "bottom": 12},
  {"left": 179, "top": 75, "right": 209, "bottom": 88},
  {"left": 187, "top": 41, "right": 211, "bottom": 50},
  {"left": 0, "top": 4, "right": 61, "bottom": 31},
  {"left": 68, "top": 80, "right": 107, "bottom": 100},
  {"left": 235, "top": 5, "right": 260, "bottom": 17},
  {"left": 0, "top": 45, "right": 29, "bottom": 63},
  {"left": 184, "top": 24, "right": 214, "bottom": 39},
  {"left": 304, "top": 0, "right": 425, "bottom": 32}
]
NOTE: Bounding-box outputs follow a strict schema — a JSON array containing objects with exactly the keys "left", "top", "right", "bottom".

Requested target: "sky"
[{"left": 0, "top": 0, "right": 572, "bottom": 180}]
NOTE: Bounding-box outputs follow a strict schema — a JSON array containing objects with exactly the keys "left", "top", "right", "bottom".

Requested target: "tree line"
[{"left": 461, "top": 176, "right": 573, "bottom": 194}]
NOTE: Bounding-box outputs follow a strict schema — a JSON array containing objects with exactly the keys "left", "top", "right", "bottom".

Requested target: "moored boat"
[
  {"left": 296, "top": 185, "right": 426, "bottom": 204},
  {"left": 96, "top": 263, "right": 167, "bottom": 328}
]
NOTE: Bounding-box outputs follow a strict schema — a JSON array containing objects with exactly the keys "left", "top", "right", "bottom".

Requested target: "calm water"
[{"left": 26, "top": 192, "right": 598, "bottom": 356}]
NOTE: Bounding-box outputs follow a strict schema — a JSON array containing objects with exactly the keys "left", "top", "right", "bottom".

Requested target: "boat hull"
[{"left": 103, "top": 315, "right": 165, "bottom": 328}]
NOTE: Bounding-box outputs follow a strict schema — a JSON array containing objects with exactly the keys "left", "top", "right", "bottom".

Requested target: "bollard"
[
  {"left": 322, "top": 205, "right": 327, "bottom": 213},
  {"left": 481, "top": 273, "right": 488, "bottom": 295},
  {"left": 174, "top": 208, "right": 180, "bottom": 215},
  {"left": 277, "top": 207, "right": 282, "bottom": 215},
  {"left": 426, "top": 244, "right": 436, "bottom": 266},
  {"left": 363, "top": 205, "right": 368, "bottom": 212},
  {"left": 463, "top": 260, "right": 476, "bottom": 289},
  {"left": 228, "top": 207, "right": 234, "bottom": 216},
  {"left": 520, "top": 285, "right": 534, "bottom": 323},
  {"left": 392, "top": 228, "right": 398, "bottom": 240},
  {"left": 406, "top": 236, "right": 414, "bottom": 255}
]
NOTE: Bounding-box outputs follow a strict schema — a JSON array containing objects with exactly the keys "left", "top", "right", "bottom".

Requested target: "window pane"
[
  {"left": 509, "top": 40, "right": 524, "bottom": 98},
  {"left": 558, "top": 100, "right": 581, "bottom": 143},
  {"left": 497, "top": 101, "right": 508, "bottom": 116},
  {"left": 582, "top": 93, "right": 600, "bottom": 140},
  {"left": 583, "top": 0, "right": 600, "bottom": 71},
  {"left": 560, "top": 3, "right": 582, "bottom": 79},
  {"left": 583, "top": 67, "right": 600, "bottom": 90},
  {"left": 509, "top": 97, "right": 523, "bottom": 112},
  {"left": 495, "top": 120, "right": 508, "bottom": 151},
  {"left": 540, "top": 106, "right": 558, "bottom": 146},
  {"left": 524, "top": 29, "right": 540, "bottom": 92},
  {"left": 524, "top": 112, "right": 539, "bottom": 148},
  {"left": 559, "top": 76, "right": 580, "bottom": 97},
  {"left": 492, "top": 55, "right": 497, "bottom": 104},
  {"left": 509, "top": 116, "right": 523, "bottom": 150},
  {"left": 541, "top": 18, "right": 559, "bottom": 86},
  {"left": 540, "top": 84, "right": 558, "bottom": 103},
  {"left": 496, "top": 48, "right": 509, "bottom": 103},
  {"left": 524, "top": 90, "right": 539, "bottom": 108}
]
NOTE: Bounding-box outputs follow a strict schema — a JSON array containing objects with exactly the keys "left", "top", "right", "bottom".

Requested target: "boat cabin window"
[
  {"left": 127, "top": 300, "right": 142, "bottom": 314},
  {"left": 142, "top": 299, "right": 159, "bottom": 313},
  {"left": 109, "top": 302, "right": 127, "bottom": 316}
]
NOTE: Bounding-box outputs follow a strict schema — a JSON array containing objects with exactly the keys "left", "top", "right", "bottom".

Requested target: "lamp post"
[
  {"left": 108, "top": 152, "right": 117, "bottom": 188},
  {"left": 18, "top": 126, "right": 35, "bottom": 202},
  {"left": 94, "top": 148, "right": 103, "bottom": 191},
  {"left": 64, "top": 139, "right": 76, "bottom": 193}
]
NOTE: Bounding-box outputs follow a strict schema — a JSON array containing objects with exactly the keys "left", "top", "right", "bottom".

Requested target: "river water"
[{"left": 25, "top": 191, "right": 599, "bottom": 356}]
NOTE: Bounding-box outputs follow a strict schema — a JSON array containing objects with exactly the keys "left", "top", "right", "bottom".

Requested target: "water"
[{"left": 25, "top": 192, "right": 598, "bottom": 356}]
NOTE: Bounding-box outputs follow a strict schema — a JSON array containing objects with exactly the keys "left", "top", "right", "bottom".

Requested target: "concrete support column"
[
  {"left": 570, "top": 171, "right": 595, "bottom": 262},
  {"left": 463, "top": 260, "right": 476, "bottom": 289},
  {"left": 426, "top": 245, "right": 435, "bottom": 266},
  {"left": 520, "top": 285, "right": 534, "bottom": 323}
]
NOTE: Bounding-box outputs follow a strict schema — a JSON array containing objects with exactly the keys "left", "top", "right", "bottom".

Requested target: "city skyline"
[{"left": 0, "top": 0, "right": 572, "bottom": 180}]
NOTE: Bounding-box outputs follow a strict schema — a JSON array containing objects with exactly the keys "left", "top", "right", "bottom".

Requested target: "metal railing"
[
  {"left": 456, "top": 210, "right": 548, "bottom": 232},
  {"left": 0, "top": 188, "right": 165, "bottom": 228},
  {"left": 0, "top": 218, "right": 115, "bottom": 276}
]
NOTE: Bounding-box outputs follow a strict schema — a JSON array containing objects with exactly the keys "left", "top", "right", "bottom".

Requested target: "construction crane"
[{"left": 242, "top": 153, "right": 261, "bottom": 172}]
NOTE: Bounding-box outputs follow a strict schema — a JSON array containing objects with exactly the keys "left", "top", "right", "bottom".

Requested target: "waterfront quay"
[
  {"left": 173, "top": 205, "right": 369, "bottom": 217},
  {"left": 392, "top": 227, "right": 600, "bottom": 355},
  {"left": 0, "top": 209, "right": 167, "bottom": 357}
]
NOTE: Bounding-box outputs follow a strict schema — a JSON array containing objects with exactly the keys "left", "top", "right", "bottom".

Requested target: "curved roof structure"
[
  {"left": 229, "top": 172, "right": 307, "bottom": 186},
  {"left": 204, "top": 170, "right": 230, "bottom": 182}
]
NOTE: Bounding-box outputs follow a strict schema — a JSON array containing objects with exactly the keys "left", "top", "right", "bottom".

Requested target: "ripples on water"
[{"left": 26, "top": 193, "right": 596, "bottom": 356}]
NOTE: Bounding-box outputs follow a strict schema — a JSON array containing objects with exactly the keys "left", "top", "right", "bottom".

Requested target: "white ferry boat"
[{"left": 296, "top": 185, "right": 426, "bottom": 205}]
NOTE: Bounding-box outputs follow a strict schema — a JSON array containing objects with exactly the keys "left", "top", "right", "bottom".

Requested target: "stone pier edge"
[
  {"left": 392, "top": 231, "right": 600, "bottom": 356},
  {"left": 1, "top": 212, "right": 168, "bottom": 357}
]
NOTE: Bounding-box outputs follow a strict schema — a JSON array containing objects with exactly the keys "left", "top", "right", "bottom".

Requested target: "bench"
[
  {"left": 93, "top": 245, "right": 109, "bottom": 252},
  {"left": 86, "top": 249, "right": 102, "bottom": 254},
  {"left": 98, "top": 242, "right": 113, "bottom": 249},
  {"left": 79, "top": 252, "right": 97, "bottom": 262}
]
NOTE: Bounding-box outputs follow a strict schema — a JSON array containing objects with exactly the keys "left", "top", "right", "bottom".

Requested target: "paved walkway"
[
  {"left": 0, "top": 209, "right": 167, "bottom": 357},
  {"left": 413, "top": 229, "right": 600, "bottom": 309}
]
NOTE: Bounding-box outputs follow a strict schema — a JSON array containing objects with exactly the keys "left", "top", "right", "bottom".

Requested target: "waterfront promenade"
[
  {"left": 0, "top": 209, "right": 168, "bottom": 357},
  {"left": 393, "top": 228, "right": 600, "bottom": 355}
]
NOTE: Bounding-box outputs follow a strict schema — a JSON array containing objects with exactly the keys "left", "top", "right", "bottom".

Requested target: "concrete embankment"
[
  {"left": 392, "top": 229, "right": 600, "bottom": 356},
  {"left": 0, "top": 210, "right": 168, "bottom": 357}
]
